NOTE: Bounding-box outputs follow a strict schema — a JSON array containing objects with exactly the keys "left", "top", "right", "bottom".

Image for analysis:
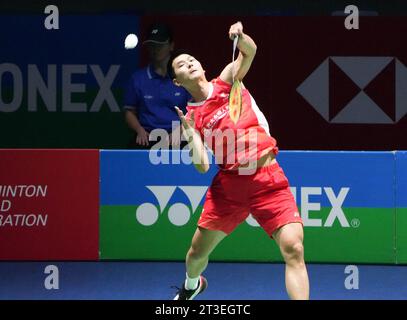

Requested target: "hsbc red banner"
[
  {"left": 0, "top": 150, "right": 99, "bottom": 260},
  {"left": 268, "top": 17, "right": 407, "bottom": 150},
  {"left": 142, "top": 16, "right": 407, "bottom": 150}
]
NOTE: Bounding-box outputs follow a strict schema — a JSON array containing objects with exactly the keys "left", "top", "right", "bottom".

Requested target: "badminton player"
[{"left": 169, "top": 21, "right": 309, "bottom": 300}]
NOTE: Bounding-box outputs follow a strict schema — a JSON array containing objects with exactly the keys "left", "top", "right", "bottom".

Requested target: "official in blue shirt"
[{"left": 124, "top": 23, "right": 190, "bottom": 149}]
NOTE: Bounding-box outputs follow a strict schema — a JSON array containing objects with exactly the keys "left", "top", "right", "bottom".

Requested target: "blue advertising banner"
[
  {"left": 0, "top": 15, "right": 140, "bottom": 148},
  {"left": 100, "top": 150, "right": 396, "bottom": 263},
  {"left": 396, "top": 151, "right": 407, "bottom": 263},
  {"left": 279, "top": 151, "right": 395, "bottom": 208}
]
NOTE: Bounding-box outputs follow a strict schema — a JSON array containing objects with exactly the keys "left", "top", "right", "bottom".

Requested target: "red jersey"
[{"left": 186, "top": 77, "right": 278, "bottom": 170}]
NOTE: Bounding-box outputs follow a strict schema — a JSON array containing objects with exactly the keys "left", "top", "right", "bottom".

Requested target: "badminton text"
[{"left": 0, "top": 184, "right": 49, "bottom": 227}]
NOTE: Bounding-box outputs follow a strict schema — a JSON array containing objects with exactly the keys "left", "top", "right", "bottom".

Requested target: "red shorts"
[{"left": 198, "top": 162, "right": 302, "bottom": 237}]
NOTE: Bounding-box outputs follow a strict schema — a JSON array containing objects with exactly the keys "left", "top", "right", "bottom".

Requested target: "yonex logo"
[
  {"left": 136, "top": 186, "right": 208, "bottom": 226},
  {"left": 297, "top": 56, "right": 407, "bottom": 124},
  {"left": 0, "top": 64, "right": 120, "bottom": 113},
  {"left": 246, "top": 187, "right": 352, "bottom": 228},
  {"left": 136, "top": 186, "right": 354, "bottom": 228},
  {"left": 292, "top": 186, "right": 351, "bottom": 228}
]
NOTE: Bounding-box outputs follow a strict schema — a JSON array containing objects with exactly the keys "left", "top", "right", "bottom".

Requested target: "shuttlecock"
[{"left": 125, "top": 34, "right": 138, "bottom": 49}]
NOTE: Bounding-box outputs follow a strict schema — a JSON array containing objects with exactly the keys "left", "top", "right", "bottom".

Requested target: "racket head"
[{"left": 229, "top": 79, "right": 242, "bottom": 124}]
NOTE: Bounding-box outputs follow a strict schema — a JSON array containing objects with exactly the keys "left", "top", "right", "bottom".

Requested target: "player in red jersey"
[{"left": 169, "top": 21, "right": 309, "bottom": 300}]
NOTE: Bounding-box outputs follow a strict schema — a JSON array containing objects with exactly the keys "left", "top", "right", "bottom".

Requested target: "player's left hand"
[
  {"left": 175, "top": 106, "right": 195, "bottom": 130},
  {"left": 168, "top": 124, "right": 182, "bottom": 147}
]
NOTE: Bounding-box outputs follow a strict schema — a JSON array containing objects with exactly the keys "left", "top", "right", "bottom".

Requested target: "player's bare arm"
[
  {"left": 175, "top": 106, "right": 210, "bottom": 173},
  {"left": 220, "top": 21, "right": 257, "bottom": 85}
]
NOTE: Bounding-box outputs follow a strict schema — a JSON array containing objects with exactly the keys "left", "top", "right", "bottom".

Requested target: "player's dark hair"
[{"left": 167, "top": 49, "right": 191, "bottom": 80}]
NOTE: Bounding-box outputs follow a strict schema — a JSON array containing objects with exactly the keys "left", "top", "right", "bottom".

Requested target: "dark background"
[
  {"left": 1, "top": 0, "right": 407, "bottom": 150},
  {"left": 2, "top": 0, "right": 407, "bottom": 15}
]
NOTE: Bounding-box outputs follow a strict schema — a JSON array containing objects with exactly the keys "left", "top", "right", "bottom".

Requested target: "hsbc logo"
[{"left": 297, "top": 56, "right": 407, "bottom": 124}]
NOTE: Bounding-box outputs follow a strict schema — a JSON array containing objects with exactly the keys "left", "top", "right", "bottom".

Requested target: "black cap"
[{"left": 143, "top": 23, "right": 173, "bottom": 44}]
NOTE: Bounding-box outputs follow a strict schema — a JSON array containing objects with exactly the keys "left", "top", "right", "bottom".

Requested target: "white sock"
[{"left": 184, "top": 273, "right": 200, "bottom": 290}]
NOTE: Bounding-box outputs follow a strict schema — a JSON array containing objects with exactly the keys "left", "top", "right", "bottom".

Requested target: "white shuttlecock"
[{"left": 124, "top": 34, "right": 138, "bottom": 49}]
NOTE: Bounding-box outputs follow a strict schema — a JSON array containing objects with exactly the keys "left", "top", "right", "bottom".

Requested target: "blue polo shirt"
[{"left": 124, "top": 64, "right": 190, "bottom": 132}]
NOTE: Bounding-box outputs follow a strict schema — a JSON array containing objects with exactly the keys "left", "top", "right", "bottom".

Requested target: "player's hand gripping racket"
[{"left": 229, "top": 35, "right": 242, "bottom": 124}]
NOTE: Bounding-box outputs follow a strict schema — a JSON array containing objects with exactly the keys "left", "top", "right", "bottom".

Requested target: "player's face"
[{"left": 172, "top": 54, "right": 204, "bottom": 84}]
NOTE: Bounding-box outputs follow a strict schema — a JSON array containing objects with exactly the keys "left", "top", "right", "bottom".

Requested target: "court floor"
[{"left": 0, "top": 261, "right": 406, "bottom": 300}]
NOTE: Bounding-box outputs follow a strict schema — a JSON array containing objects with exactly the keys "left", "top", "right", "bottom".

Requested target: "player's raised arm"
[{"left": 220, "top": 21, "right": 257, "bottom": 84}]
